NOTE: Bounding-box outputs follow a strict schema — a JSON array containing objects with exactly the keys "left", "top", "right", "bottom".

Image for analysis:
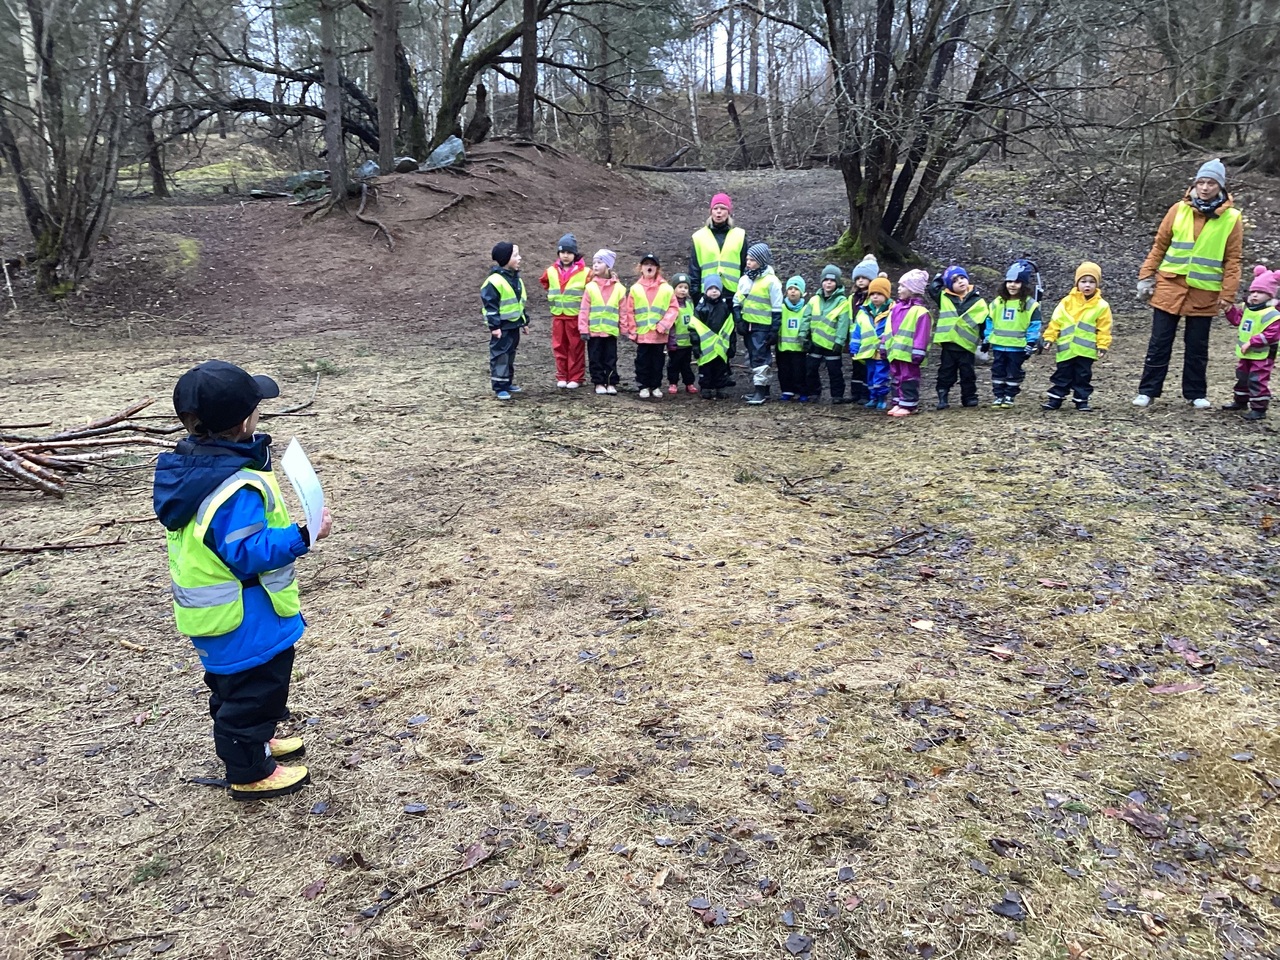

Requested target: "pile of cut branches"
[{"left": 0, "top": 399, "right": 177, "bottom": 498}]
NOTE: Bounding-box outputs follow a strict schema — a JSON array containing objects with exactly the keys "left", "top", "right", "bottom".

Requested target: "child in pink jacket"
[
  {"left": 578, "top": 250, "right": 624, "bottom": 394},
  {"left": 620, "top": 252, "right": 679, "bottom": 399},
  {"left": 882, "top": 269, "right": 934, "bottom": 416},
  {"left": 1223, "top": 265, "right": 1280, "bottom": 420}
]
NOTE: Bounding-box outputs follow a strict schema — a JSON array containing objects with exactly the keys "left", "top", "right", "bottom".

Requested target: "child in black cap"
[
  {"left": 153, "top": 360, "right": 332, "bottom": 800},
  {"left": 482, "top": 241, "right": 528, "bottom": 400}
]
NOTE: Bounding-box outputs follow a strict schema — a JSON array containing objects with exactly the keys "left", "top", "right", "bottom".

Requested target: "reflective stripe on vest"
[
  {"left": 585, "top": 280, "right": 624, "bottom": 336},
  {"left": 850, "top": 308, "right": 881, "bottom": 360},
  {"left": 990, "top": 297, "right": 1038, "bottom": 348},
  {"left": 805, "top": 293, "right": 850, "bottom": 350},
  {"left": 692, "top": 226, "right": 746, "bottom": 294},
  {"left": 934, "top": 292, "right": 988, "bottom": 352},
  {"left": 690, "top": 315, "right": 733, "bottom": 364},
  {"left": 545, "top": 264, "right": 589, "bottom": 315},
  {"left": 167, "top": 468, "right": 300, "bottom": 638},
  {"left": 672, "top": 301, "right": 694, "bottom": 348},
  {"left": 886, "top": 305, "right": 929, "bottom": 362},
  {"left": 778, "top": 301, "right": 806, "bottom": 351},
  {"left": 1158, "top": 204, "right": 1241, "bottom": 291},
  {"left": 480, "top": 273, "right": 527, "bottom": 325},
  {"left": 739, "top": 271, "right": 779, "bottom": 326},
  {"left": 630, "top": 282, "right": 674, "bottom": 336},
  {"left": 1238, "top": 306, "right": 1280, "bottom": 360},
  {"left": 1052, "top": 297, "right": 1108, "bottom": 362}
]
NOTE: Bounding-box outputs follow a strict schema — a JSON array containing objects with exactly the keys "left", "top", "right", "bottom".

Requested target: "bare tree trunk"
[
  {"left": 723, "top": 7, "right": 735, "bottom": 96},
  {"left": 594, "top": 25, "right": 611, "bottom": 162},
  {"left": 515, "top": 0, "right": 536, "bottom": 138},
  {"left": 126, "top": 21, "right": 168, "bottom": 196},
  {"left": 319, "top": 0, "right": 348, "bottom": 203},
  {"left": 763, "top": 0, "right": 782, "bottom": 167},
  {"left": 747, "top": 8, "right": 760, "bottom": 98},
  {"left": 374, "top": 0, "right": 399, "bottom": 169},
  {"left": 686, "top": 50, "right": 702, "bottom": 154}
]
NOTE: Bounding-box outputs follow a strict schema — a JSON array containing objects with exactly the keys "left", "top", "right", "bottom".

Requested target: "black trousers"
[
  {"left": 587, "top": 336, "right": 619, "bottom": 386},
  {"left": 1048, "top": 356, "right": 1095, "bottom": 403},
  {"left": 667, "top": 346, "right": 695, "bottom": 386},
  {"left": 936, "top": 343, "right": 978, "bottom": 403},
  {"left": 635, "top": 343, "right": 666, "bottom": 389},
  {"left": 776, "top": 350, "right": 806, "bottom": 395},
  {"left": 489, "top": 328, "right": 519, "bottom": 391},
  {"left": 205, "top": 645, "right": 295, "bottom": 784},
  {"left": 991, "top": 349, "right": 1027, "bottom": 398},
  {"left": 1138, "top": 308, "right": 1212, "bottom": 400},
  {"left": 805, "top": 350, "right": 845, "bottom": 399},
  {"left": 699, "top": 356, "right": 732, "bottom": 390},
  {"left": 848, "top": 359, "right": 869, "bottom": 403}
]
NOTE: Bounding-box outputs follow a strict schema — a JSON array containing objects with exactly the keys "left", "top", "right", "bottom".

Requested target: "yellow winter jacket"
[{"left": 1043, "top": 289, "right": 1113, "bottom": 352}]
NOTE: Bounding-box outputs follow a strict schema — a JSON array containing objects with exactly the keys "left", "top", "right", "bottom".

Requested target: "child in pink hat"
[
  {"left": 1223, "top": 265, "right": 1280, "bottom": 420},
  {"left": 882, "top": 269, "right": 934, "bottom": 416}
]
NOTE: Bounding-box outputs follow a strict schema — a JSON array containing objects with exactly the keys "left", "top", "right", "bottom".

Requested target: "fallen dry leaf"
[{"left": 302, "top": 878, "right": 326, "bottom": 900}]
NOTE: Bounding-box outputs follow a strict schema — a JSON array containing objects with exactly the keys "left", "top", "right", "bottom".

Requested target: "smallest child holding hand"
[
  {"left": 1040, "top": 261, "right": 1112, "bottom": 412},
  {"left": 777, "top": 276, "right": 808, "bottom": 401},
  {"left": 1223, "top": 265, "right": 1280, "bottom": 420},
  {"left": 666, "top": 272, "right": 698, "bottom": 395}
]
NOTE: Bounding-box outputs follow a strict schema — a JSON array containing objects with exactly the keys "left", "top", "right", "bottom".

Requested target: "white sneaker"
[
  {"left": 556, "top": 380, "right": 568, "bottom": 389},
  {"left": 638, "top": 388, "right": 651, "bottom": 399},
  {"left": 566, "top": 381, "right": 580, "bottom": 389},
  {"left": 1132, "top": 394, "right": 1151, "bottom": 407},
  {"left": 651, "top": 388, "right": 662, "bottom": 399},
  {"left": 605, "top": 385, "right": 617, "bottom": 395},
  {"left": 595, "top": 385, "right": 607, "bottom": 395},
  {"left": 1189, "top": 398, "right": 1211, "bottom": 409}
]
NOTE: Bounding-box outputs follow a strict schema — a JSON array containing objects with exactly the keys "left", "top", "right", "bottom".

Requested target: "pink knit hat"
[
  {"left": 1248, "top": 264, "right": 1280, "bottom": 298},
  {"left": 710, "top": 193, "right": 733, "bottom": 212},
  {"left": 898, "top": 269, "right": 929, "bottom": 296}
]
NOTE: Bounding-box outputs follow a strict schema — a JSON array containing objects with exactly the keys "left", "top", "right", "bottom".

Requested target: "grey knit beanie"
[
  {"left": 850, "top": 255, "right": 879, "bottom": 283},
  {"left": 1195, "top": 159, "right": 1226, "bottom": 189},
  {"left": 747, "top": 242, "right": 772, "bottom": 267}
]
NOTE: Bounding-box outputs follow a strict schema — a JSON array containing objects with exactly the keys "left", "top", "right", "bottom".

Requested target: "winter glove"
[
  {"left": 1225, "top": 304, "right": 1244, "bottom": 326},
  {"left": 1024, "top": 342, "right": 1036, "bottom": 357},
  {"left": 1137, "top": 277, "right": 1156, "bottom": 302},
  {"left": 979, "top": 340, "right": 990, "bottom": 353},
  {"left": 1097, "top": 349, "right": 1108, "bottom": 361}
]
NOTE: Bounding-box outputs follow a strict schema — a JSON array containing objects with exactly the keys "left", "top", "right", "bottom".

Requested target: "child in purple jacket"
[
  {"left": 1223, "top": 265, "right": 1280, "bottom": 420},
  {"left": 883, "top": 269, "right": 934, "bottom": 416}
]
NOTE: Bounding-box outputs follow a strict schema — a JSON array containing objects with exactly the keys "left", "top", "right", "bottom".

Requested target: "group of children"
[{"left": 484, "top": 233, "right": 1280, "bottom": 419}]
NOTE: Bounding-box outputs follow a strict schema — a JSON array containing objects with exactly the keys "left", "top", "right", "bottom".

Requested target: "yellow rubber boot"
[
  {"left": 230, "top": 763, "right": 310, "bottom": 801},
  {"left": 269, "top": 735, "right": 305, "bottom": 760}
]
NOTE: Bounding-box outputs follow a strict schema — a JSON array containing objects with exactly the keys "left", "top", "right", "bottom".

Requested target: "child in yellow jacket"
[{"left": 1040, "top": 261, "right": 1112, "bottom": 412}]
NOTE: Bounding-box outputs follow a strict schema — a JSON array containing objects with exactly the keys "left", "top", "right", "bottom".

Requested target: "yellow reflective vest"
[
  {"left": 1049, "top": 295, "right": 1110, "bottom": 361},
  {"left": 934, "top": 291, "right": 988, "bottom": 352},
  {"left": 1159, "top": 204, "right": 1242, "bottom": 291},
  {"left": 1238, "top": 306, "right": 1280, "bottom": 360},
  {"left": 585, "top": 279, "right": 624, "bottom": 336},
  {"left": 692, "top": 226, "right": 746, "bottom": 295},
  {"left": 545, "top": 263, "right": 590, "bottom": 316},
  {"left": 481, "top": 272, "right": 527, "bottom": 326},
  {"left": 166, "top": 468, "right": 300, "bottom": 638},
  {"left": 629, "top": 281, "right": 675, "bottom": 337}
]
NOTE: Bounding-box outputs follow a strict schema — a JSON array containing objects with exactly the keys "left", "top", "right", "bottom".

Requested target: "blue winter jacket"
[{"left": 153, "top": 435, "right": 309, "bottom": 674}]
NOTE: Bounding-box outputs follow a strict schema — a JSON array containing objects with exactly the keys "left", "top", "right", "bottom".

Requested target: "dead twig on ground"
[
  {"left": 0, "top": 557, "right": 38, "bottom": 578},
  {"left": 261, "top": 373, "right": 320, "bottom": 419},
  {"left": 362, "top": 841, "right": 505, "bottom": 924},
  {"left": 533, "top": 437, "right": 622, "bottom": 464},
  {"left": 0, "top": 539, "right": 126, "bottom": 554},
  {"left": 833, "top": 529, "right": 931, "bottom": 560}
]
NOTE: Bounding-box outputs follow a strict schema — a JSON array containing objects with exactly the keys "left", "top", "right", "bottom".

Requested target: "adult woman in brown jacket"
[{"left": 1133, "top": 159, "right": 1243, "bottom": 408}]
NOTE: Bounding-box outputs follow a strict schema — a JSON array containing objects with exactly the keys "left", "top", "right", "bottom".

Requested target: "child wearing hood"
[
  {"left": 691, "top": 274, "right": 736, "bottom": 398},
  {"left": 578, "top": 249, "right": 624, "bottom": 394},
  {"left": 540, "top": 233, "right": 589, "bottom": 389},
  {"left": 883, "top": 269, "right": 933, "bottom": 417},
  {"left": 984, "top": 261, "right": 1043, "bottom": 407},
  {"left": 804, "top": 264, "right": 852, "bottom": 404},
  {"left": 1041, "top": 262, "right": 1113, "bottom": 411},
  {"left": 777, "top": 275, "right": 809, "bottom": 400},
  {"left": 666, "top": 272, "right": 698, "bottom": 394},
  {"left": 1221, "top": 265, "right": 1280, "bottom": 420},
  {"left": 152, "top": 361, "right": 332, "bottom": 800},
  {"left": 861, "top": 277, "right": 893, "bottom": 409},
  {"left": 929, "top": 265, "right": 987, "bottom": 409},
  {"left": 735, "top": 242, "right": 784, "bottom": 404},
  {"left": 482, "top": 241, "right": 528, "bottom": 401},
  {"left": 621, "top": 252, "right": 679, "bottom": 399}
]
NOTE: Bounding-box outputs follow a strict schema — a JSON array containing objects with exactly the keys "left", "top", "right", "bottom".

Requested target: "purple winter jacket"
[{"left": 885, "top": 296, "right": 933, "bottom": 356}]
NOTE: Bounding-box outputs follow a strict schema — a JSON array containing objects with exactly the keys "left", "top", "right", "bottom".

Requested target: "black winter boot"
[
  {"left": 1222, "top": 399, "right": 1248, "bottom": 411},
  {"left": 1041, "top": 397, "right": 1063, "bottom": 411},
  {"left": 1243, "top": 408, "right": 1267, "bottom": 421},
  {"left": 936, "top": 390, "right": 950, "bottom": 410}
]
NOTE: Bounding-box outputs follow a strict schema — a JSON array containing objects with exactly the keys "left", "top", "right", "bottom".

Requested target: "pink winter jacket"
[
  {"left": 884, "top": 296, "right": 933, "bottom": 357},
  {"left": 578, "top": 276, "right": 622, "bottom": 337},
  {"left": 620, "top": 275, "right": 679, "bottom": 344}
]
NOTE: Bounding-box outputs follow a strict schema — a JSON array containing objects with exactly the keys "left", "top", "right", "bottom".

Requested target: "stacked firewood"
[{"left": 0, "top": 398, "right": 177, "bottom": 498}]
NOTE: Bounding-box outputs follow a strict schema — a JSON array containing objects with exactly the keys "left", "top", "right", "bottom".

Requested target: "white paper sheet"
[{"left": 281, "top": 438, "right": 325, "bottom": 543}]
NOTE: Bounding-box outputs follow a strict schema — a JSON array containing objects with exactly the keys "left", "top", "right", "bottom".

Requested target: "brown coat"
[{"left": 1139, "top": 193, "right": 1243, "bottom": 317}]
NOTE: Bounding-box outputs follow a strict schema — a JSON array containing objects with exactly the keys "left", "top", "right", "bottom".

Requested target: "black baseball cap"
[
  {"left": 173, "top": 360, "right": 280, "bottom": 433},
  {"left": 639, "top": 251, "right": 661, "bottom": 267}
]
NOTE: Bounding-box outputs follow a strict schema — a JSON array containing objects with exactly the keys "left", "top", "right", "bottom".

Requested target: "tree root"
[{"left": 355, "top": 182, "right": 394, "bottom": 250}]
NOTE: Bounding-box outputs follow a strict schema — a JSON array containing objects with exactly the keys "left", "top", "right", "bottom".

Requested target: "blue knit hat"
[
  {"left": 851, "top": 255, "right": 879, "bottom": 283},
  {"left": 785, "top": 275, "right": 806, "bottom": 295},
  {"left": 943, "top": 265, "right": 969, "bottom": 289},
  {"left": 703, "top": 273, "right": 723, "bottom": 292},
  {"left": 747, "top": 243, "right": 772, "bottom": 267},
  {"left": 557, "top": 233, "right": 578, "bottom": 255}
]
